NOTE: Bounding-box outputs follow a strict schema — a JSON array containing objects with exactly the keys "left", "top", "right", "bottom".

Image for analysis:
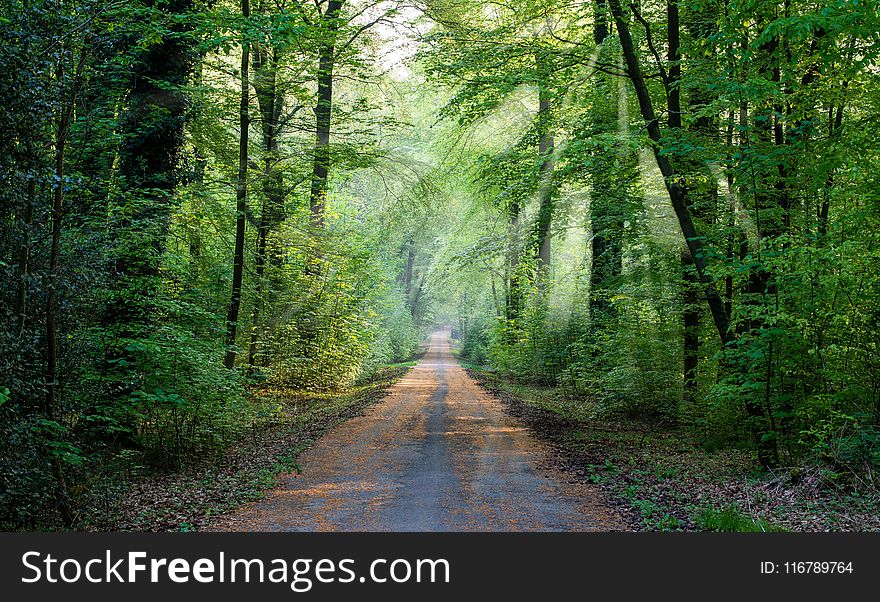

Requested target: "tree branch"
[{"left": 628, "top": 2, "right": 669, "bottom": 92}]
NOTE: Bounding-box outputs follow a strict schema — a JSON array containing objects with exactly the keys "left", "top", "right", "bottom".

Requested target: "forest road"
[{"left": 208, "top": 331, "right": 626, "bottom": 531}]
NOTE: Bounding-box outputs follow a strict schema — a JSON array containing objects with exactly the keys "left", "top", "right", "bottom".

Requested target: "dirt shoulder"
[{"left": 466, "top": 368, "right": 880, "bottom": 532}]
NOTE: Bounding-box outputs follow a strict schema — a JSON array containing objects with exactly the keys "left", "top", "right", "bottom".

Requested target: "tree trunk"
[
  {"left": 682, "top": 250, "right": 700, "bottom": 401},
  {"left": 404, "top": 237, "right": 415, "bottom": 304},
  {"left": 248, "top": 224, "right": 267, "bottom": 368},
  {"left": 593, "top": 0, "right": 608, "bottom": 44},
  {"left": 16, "top": 148, "right": 35, "bottom": 338},
  {"left": 225, "top": 0, "right": 251, "bottom": 369},
  {"left": 309, "top": 0, "right": 344, "bottom": 232},
  {"left": 534, "top": 79, "right": 555, "bottom": 279},
  {"left": 587, "top": 17, "right": 627, "bottom": 322},
  {"left": 248, "top": 44, "right": 284, "bottom": 367},
  {"left": 674, "top": 0, "right": 721, "bottom": 400},
  {"left": 106, "top": 0, "right": 195, "bottom": 383},
  {"left": 506, "top": 198, "right": 522, "bottom": 323},
  {"left": 818, "top": 103, "right": 844, "bottom": 238},
  {"left": 45, "top": 47, "right": 85, "bottom": 529},
  {"left": 670, "top": 0, "right": 697, "bottom": 399}
]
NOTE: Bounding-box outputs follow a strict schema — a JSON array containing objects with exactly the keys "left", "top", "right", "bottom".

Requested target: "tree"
[{"left": 224, "top": 0, "right": 251, "bottom": 369}]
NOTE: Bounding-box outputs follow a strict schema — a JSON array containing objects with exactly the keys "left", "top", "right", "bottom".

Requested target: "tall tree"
[
  {"left": 586, "top": 8, "right": 639, "bottom": 328},
  {"left": 45, "top": 34, "right": 88, "bottom": 529},
  {"left": 309, "top": 0, "right": 344, "bottom": 233},
  {"left": 532, "top": 52, "right": 556, "bottom": 281},
  {"left": 224, "top": 0, "right": 251, "bottom": 369},
  {"left": 106, "top": 0, "right": 197, "bottom": 372},
  {"left": 248, "top": 36, "right": 286, "bottom": 367}
]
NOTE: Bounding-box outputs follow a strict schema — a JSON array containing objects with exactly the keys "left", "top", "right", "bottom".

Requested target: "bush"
[{"left": 460, "top": 316, "right": 492, "bottom": 366}]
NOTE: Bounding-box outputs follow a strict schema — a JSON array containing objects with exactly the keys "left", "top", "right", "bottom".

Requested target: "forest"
[{"left": 1, "top": 0, "right": 879, "bottom": 531}]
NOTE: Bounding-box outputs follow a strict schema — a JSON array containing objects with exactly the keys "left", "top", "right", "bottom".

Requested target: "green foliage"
[
  {"left": 374, "top": 300, "right": 421, "bottom": 366},
  {"left": 0, "top": 413, "right": 56, "bottom": 529},
  {"left": 695, "top": 506, "right": 787, "bottom": 533},
  {"left": 622, "top": 484, "right": 682, "bottom": 531},
  {"left": 459, "top": 316, "right": 493, "bottom": 366}
]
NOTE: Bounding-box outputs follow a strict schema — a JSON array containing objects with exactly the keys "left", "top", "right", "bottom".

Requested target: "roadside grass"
[
  {"left": 455, "top": 359, "right": 488, "bottom": 371},
  {"left": 449, "top": 347, "right": 488, "bottom": 372},
  {"left": 465, "top": 367, "right": 880, "bottom": 532},
  {"left": 377, "top": 345, "right": 428, "bottom": 372},
  {"left": 695, "top": 506, "right": 787, "bottom": 532}
]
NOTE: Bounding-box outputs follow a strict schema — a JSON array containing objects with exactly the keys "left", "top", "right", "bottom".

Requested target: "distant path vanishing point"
[{"left": 208, "top": 331, "right": 626, "bottom": 531}]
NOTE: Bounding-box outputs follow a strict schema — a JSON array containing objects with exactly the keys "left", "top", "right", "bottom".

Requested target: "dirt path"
[{"left": 208, "top": 331, "right": 626, "bottom": 531}]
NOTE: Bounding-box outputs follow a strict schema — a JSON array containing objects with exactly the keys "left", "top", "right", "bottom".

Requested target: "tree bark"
[
  {"left": 593, "top": 0, "right": 608, "bottom": 45},
  {"left": 535, "top": 144, "right": 554, "bottom": 272},
  {"left": 309, "top": 0, "right": 344, "bottom": 231},
  {"left": 669, "top": 0, "right": 697, "bottom": 398},
  {"left": 587, "top": 19, "right": 628, "bottom": 322},
  {"left": 818, "top": 103, "right": 844, "bottom": 238},
  {"left": 45, "top": 45, "right": 85, "bottom": 529},
  {"left": 224, "top": 0, "right": 250, "bottom": 369},
  {"left": 682, "top": 250, "right": 700, "bottom": 401},
  {"left": 106, "top": 0, "right": 195, "bottom": 367},
  {"left": 248, "top": 222, "right": 267, "bottom": 368},
  {"left": 534, "top": 75, "right": 555, "bottom": 279},
  {"left": 505, "top": 198, "right": 522, "bottom": 323},
  {"left": 248, "top": 43, "right": 284, "bottom": 367},
  {"left": 16, "top": 147, "right": 35, "bottom": 338},
  {"left": 403, "top": 237, "right": 415, "bottom": 303}
]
